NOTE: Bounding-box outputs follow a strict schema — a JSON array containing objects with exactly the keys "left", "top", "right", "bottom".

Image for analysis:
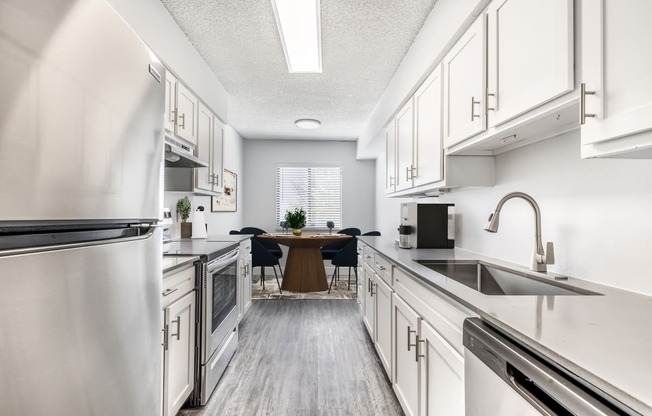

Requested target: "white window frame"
[{"left": 276, "top": 164, "right": 343, "bottom": 230}]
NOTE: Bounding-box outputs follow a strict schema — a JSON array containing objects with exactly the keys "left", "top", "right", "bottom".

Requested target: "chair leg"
[
  {"left": 328, "top": 267, "right": 338, "bottom": 294},
  {"left": 261, "top": 267, "right": 265, "bottom": 291},
  {"left": 273, "top": 265, "right": 282, "bottom": 294},
  {"left": 347, "top": 267, "right": 352, "bottom": 290}
]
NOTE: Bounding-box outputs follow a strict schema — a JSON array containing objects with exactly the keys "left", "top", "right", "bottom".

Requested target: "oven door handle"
[{"left": 207, "top": 250, "right": 240, "bottom": 273}]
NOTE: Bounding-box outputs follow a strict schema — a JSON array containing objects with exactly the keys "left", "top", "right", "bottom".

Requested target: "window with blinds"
[{"left": 276, "top": 166, "right": 342, "bottom": 229}]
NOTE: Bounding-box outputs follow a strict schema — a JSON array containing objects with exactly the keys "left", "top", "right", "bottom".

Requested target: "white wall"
[
  {"left": 375, "top": 131, "right": 652, "bottom": 296},
  {"left": 243, "top": 140, "right": 376, "bottom": 233},
  {"left": 106, "top": 0, "right": 228, "bottom": 120}
]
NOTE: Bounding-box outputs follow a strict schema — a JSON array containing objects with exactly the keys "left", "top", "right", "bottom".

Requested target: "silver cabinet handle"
[
  {"left": 486, "top": 88, "right": 495, "bottom": 112},
  {"left": 407, "top": 326, "right": 417, "bottom": 351},
  {"left": 365, "top": 254, "right": 372, "bottom": 259},
  {"left": 389, "top": 176, "right": 395, "bottom": 186},
  {"left": 580, "top": 83, "right": 596, "bottom": 125},
  {"left": 170, "top": 316, "right": 181, "bottom": 341},
  {"left": 471, "top": 96, "right": 481, "bottom": 120},
  {"left": 170, "top": 108, "right": 177, "bottom": 125},
  {"left": 370, "top": 282, "right": 376, "bottom": 296},
  {"left": 178, "top": 113, "right": 186, "bottom": 129},
  {"left": 405, "top": 166, "right": 412, "bottom": 181},
  {"left": 376, "top": 263, "right": 386, "bottom": 271},
  {"left": 162, "top": 326, "right": 169, "bottom": 351},
  {"left": 416, "top": 335, "right": 425, "bottom": 362},
  {"left": 162, "top": 287, "right": 178, "bottom": 297}
]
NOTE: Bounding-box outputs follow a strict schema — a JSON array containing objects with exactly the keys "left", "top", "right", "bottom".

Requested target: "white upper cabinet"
[
  {"left": 165, "top": 73, "right": 199, "bottom": 147},
  {"left": 194, "top": 103, "right": 224, "bottom": 195},
  {"left": 486, "top": 0, "right": 573, "bottom": 126},
  {"left": 413, "top": 65, "right": 444, "bottom": 187},
  {"left": 195, "top": 103, "right": 213, "bottom": 192},
  {"left": 581, "top": 0, "right": 652, "bottom": 158},
  {"left": 212, "top": 117, "right": 225, "bottom": 189},
  {"left": 385, "top": 120, "right": 397, "bottom": 194},
  {"left": 164, "top": 72, "right": 178, "bottom": 133},
  {"left": 395, "top": 100, "right": 415, "bottom": 192},
  {"left": 175, "top": 83, "right": 198, "bottom": 146},
  {"left": 443, "top": 15, "right": 487, "bottom": 149}
]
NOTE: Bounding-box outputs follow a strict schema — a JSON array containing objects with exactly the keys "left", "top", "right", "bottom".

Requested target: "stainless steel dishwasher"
[{"left": 463, "top": 318, "right": 638, "bottom": 416}]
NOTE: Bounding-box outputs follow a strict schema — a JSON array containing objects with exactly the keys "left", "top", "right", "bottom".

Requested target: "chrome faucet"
[{"left": 484, "top": 192, "right": 554, "bottom": 272}]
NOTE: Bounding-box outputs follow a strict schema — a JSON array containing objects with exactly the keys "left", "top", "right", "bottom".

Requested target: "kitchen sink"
[{"left": 415, "top": 260, "right": 600, "bottom": 296}]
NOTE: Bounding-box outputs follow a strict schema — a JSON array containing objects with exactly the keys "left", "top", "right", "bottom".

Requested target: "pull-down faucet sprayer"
[{"left": 484, "top": 192, "right": 554, "bottom": 272}]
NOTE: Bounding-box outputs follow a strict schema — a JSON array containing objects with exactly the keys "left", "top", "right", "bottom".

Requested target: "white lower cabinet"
[
  {"left": 374, "top": 271, "right": 393, "bottom": 378},
  {"left": 162, "top": 264, "right": 196, "bottom": 416},
  {"left": 359, "top": 254, "right": 472, "bottom": 416},
  {"left": 238, "top": 239, "right": 252, "bottom": 322},
  {"left": 392, "top": 293, "right": 421, "bottom": 416},
  {"left": 419, "top": 319, "right": 464, "bottom": 416},
  {"left": 362, "top": 262, "right": 375, "bottom": 338}
]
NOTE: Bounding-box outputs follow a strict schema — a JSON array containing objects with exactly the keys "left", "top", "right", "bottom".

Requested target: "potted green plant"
[
  {"left": 285, "top": 208, "right": 306, "bottom": 236},
  {"left": 176, "top": 196, "right": 192, "bottom": 238}
]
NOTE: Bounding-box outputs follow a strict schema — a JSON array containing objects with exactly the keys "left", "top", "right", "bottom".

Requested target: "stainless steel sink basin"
[{"left": 415, "top": 260, "right": 600, "bottom": 296}]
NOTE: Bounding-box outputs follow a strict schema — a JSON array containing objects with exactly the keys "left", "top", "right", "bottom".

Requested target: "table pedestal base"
[{"left": 281, "top": 247, "right": 328, "bottom": 292}]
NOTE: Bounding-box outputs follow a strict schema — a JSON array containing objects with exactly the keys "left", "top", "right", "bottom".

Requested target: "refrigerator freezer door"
[
  {"left": 0, "top": 0, "right": 164, "bottom": 223},
  {"left": 0, "top": 229, "right": 162, "bottom": 416}
]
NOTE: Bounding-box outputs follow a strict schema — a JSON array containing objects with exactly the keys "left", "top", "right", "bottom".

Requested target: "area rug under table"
[{"left": 251, "top": 275, "right": 357, "bottom": 300}]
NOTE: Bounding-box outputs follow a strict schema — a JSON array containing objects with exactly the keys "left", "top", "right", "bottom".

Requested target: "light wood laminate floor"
[{"left": 180, "top": 299, "right": 404, "bottom": 416}]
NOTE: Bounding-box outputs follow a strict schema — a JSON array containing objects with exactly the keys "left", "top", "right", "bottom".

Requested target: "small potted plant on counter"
[
  {"left": 285, "top": 208, "right": 306, "bottom": 236},
  {"left": 176, "top": 196, "right": 192, "bottom": 238}
]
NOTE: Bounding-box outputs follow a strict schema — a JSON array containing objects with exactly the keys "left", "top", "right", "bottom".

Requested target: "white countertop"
[
  {"left": 359, "top": 237, "right": 652, "bottom": 415},
  {"left": 162, "top": 255, "right": 198, "bottom": 274}
]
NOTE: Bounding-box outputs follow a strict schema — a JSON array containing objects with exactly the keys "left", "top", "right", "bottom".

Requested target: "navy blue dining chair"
[
  {"left": 328, "top": 238, "right": 358, "bottom": 294},
  {"left": 321, "top": 227, "right": 361, "bottom": 260}
]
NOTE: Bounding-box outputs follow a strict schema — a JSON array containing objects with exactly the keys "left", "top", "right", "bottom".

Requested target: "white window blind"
[{"left": 276, "top": 166, "right": 342, "bottom": 229}]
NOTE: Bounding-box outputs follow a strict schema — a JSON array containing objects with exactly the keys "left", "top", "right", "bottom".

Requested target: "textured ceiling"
[{"left": 160, "top": 0, "right": 438, "bottom": 141}]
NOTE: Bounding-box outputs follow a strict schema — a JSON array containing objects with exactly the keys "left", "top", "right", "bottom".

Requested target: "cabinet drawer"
[
  {"left": 362, "top": 246, "right": 375, "bottom": 268},
  {"left": 163, "top": 265, "right": 195, "bottom": 306},
  {"left": 373, "top": 253, "right": 393, "bottom": 286},
  {"left": 240, "top": 239, "right": 251, "bottom": 254},
  {"left": 357, "top": 241, "right": 365, "bottom": 256},
  {"left": 393, "top": 267, "right": 473, "bottom": 354}
]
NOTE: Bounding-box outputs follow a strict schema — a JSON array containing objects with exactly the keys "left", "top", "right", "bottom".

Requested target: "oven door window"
[{"left": 212, "top": 261, "right": 237, "bottom": 333}]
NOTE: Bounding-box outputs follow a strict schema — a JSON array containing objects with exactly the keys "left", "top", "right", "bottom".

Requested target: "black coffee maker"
[{"left": 398, "top": 202, "right": 455, "bottom": 249}]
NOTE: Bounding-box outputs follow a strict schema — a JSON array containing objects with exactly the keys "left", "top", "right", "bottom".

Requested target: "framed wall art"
[{"left": 211, "top": 169, "right": 237, "bottom": 212}]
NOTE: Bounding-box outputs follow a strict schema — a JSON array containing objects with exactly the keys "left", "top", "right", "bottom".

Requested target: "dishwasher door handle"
[{"left": 463, "top": 318, "right": 633, "bottom": 416}]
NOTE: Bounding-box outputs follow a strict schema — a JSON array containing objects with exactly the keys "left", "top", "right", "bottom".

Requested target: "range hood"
[{"left": 164, "top": 139, "right": 208, "bottom": 168}]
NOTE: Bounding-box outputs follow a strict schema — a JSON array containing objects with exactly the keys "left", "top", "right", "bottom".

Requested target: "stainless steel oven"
[{"left": 199, "top": 247, "right": 240, "bottom": 405}]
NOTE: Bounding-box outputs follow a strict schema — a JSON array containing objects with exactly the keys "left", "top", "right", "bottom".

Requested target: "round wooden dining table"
[{"left": 258, "top": 234, "right": 352, "bottom": 292}]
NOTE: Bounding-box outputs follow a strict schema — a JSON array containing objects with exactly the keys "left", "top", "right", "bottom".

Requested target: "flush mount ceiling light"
[
  {"left": 270, "top": 0, "right": 322, "bottom": 73},
  {"left": 295, "top": 118, "right": 321, "bottom": 129}
]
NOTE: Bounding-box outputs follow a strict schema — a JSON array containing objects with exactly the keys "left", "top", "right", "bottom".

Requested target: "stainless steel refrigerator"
[{"left": 0, "top": 0, "right": 165, "bottom": 414}]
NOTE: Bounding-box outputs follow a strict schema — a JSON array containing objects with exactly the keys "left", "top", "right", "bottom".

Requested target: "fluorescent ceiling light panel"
[{"left": 271, "top": 0, "right": 322, "bottom": 73}]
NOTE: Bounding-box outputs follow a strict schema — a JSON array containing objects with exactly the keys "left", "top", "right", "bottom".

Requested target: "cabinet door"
[
  {"left": 443, "top": 15, "right": 486, "bottom": 148},
  {"left": 363, "top": 263, "right": 375, "bottom": 339},
  {"left": 395, "top": 100, "right": 415, "bottom": 191},
  {"left": 581, "top": 0, "right": 652, "bottom": 153},
  {"left": 374, "top": 274, "right": 393, "bottom": 379},
  {"left": 419, "top": 320, "right": 464, "bottom": 416},
  {"left": 195, "top": 103, "right": 213, "bottom": 193},
  {"left": 212, "top": 117, "right": 225, "bottom": 190},
  {"left": 393, "top": 293, "right": 420, "bottom": 416},
  {"left": 385, "top": 120, "right": 397, "bottom": 193},
  {"left": 164, "top": 72, "right": 177, "bottom": 133},
  {"left": 163, "top": 291, "right": 196, "bottom": 416},
  {"left": 175, "top": 83, "right": 198, "bottom": 145},
  {"left": 487, "top": 0, "right": 573, "bottom": 127},
  {"left": 413, "top": 65, "right": 443, "bottom": 187},
  {"left": 242, "top": 253, "right": 252, "bottom": 316}
]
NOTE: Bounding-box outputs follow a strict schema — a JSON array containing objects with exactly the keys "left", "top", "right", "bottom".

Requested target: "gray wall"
[
  {"left": 243, "top": 140, "right": 375, "bottom": 234},
  {"left": 375, "top": 130, "right": 652, "bottom": 296}
]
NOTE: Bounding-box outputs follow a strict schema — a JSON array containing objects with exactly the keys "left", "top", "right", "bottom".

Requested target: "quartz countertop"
[
  {"left": 359, "top": 236, "right": 652, "bottom": 415},
  {"left": 165, "top": 239, "right": 240, "bottom": 261},
  {"left": 163, "top": 255, "right": 198, "bottom": 274}
]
